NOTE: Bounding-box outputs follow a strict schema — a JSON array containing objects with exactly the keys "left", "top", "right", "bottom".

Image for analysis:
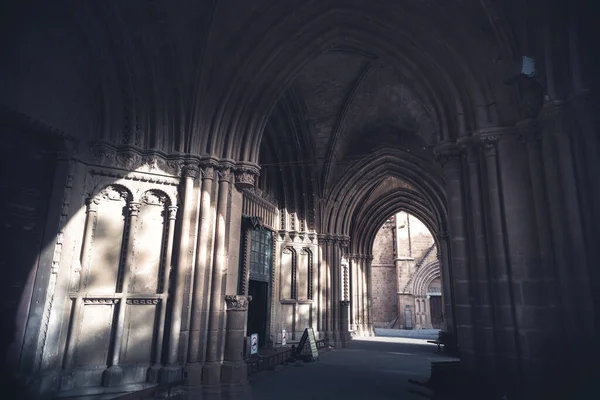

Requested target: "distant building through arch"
[{"left": 371, "top": 211, "right": 443, "bottom": 330}]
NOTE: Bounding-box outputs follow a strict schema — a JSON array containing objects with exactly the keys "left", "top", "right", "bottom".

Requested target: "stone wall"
[{"left": 371, "top": 211, "right": 440, "bottom": 328}]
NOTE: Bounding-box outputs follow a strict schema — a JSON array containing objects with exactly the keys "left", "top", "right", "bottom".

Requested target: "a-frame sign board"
[{"left": 296, "top": 327, "right": 319, "bottom": 361}]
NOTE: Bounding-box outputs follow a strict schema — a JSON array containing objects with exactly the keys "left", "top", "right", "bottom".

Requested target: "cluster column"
[{"left": 202, "top": 164, "right": 233, "bottom": 387}]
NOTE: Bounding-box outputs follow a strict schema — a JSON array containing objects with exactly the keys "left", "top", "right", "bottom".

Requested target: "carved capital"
[
  {"left": 216, "top": 166, "right": 233, "bottom": 183},
  {"left": 457, "top": 137, "right": 482, "bottom": 163},
  {"left": 436, "top": 230, "right": 449, "bottom": 240},
  {"left": 516, "top": 118, "right": 541, "bottom": 145},
  {"left": 128, "top": 202, "right": 141, "bottom": 217},
  {"left": 168, "top": 206, "right": 178, "bottom": 220},
  {"left": 480, "top": 136, "right": 498, "bottom": 158},
  {"left": 538, "top": 100, "right": 568, "bottom": 137},
  {"left": 86, "top": 197, "right": 101, "bottom": 212},
  {"left": 340, "top": 300, "right": 351, "bottom": 308},
  {"left": 183, "top": 163, "right": 200, "bottom": 179},
  {"left": 199, "top": 162, "right": 216, "bottom": 180},
  {"left": 433, "top": 141, "right": 462, "bottom": 168},
  {"left": 234, "top": 163, "right": 260, "bottom": 190},
  {"left": 225, "top": 295, "right": 251, "bottom": 311}
]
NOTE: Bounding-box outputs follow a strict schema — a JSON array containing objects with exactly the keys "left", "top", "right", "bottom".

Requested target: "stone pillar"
[
  {"left": 161, "top": 163, "right": 198, "bottom": 383},
  {"left": 436, "top": 232, "right": 454, "bottom": 334},
  {"left": 536, "top": 101, "right": 596, "bottom": 396},
  {"left": 62, "top": 198, "right": 99, "bottom": 372},
  {"left": 339, "top": 300, "right": 350, "bottom": 347},
  {"left": 365, "top": 255, "right": 374, "bottom": 336},
  {"left": 324, "top": 236, "right": 333, "bottom": 340},
  {"left": 103, "top": 201, "right": 140, "bottom": 386},
  {"left": 434, "top": 142, "right": 476, "bottom": 366},
  {"left": 187, "top": 162, "right": 216, "bottom": 384},
  {"left": 202, "top": 164, "right": 233, "bottom": 387},
  {"left": 317, "top": 235, "right": 326, "bottom": 335},
  {"left": 149, "top": 206, "right": 178, "bottom": 382},
  {"left": 221, "top": 295, "right": 250, "bottom": 390},
  {"left": 460, "top": 137, "right": 496, "bottom": 376}
]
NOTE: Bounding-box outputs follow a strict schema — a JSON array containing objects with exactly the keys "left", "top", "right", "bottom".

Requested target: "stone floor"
[
  {"left": 241, "top": 336, "right": 457, "bottom": 400},
  {"left": 374, "top": 328, "right": 440, "bottom": 340}
]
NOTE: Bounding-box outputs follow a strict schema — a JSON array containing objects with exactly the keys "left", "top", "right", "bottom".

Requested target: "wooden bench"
[{"left": 427, "top": 331, "right": 455, "bottom": 353}]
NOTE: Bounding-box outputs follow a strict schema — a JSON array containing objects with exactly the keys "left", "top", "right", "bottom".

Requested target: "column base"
[
  {"left": 221, "top": 361, "right": 247, "bottom": 385},
  {"left": 159, "top": 364, "right": 182, "bottom": 384},
  {"left": 102, "top": 365, "right": 124, "bottom": 387},
  {"left": 147, "top": 365, "right": 161, "bottom": 383},
  {"left": 201, "top": 361, "right": 222, "bottom": 386},
  {"left": 186, "top": 363, "right": 204, "bottom": 386}
]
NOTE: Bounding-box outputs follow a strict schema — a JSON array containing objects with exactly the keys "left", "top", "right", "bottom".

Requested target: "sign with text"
[
  {"left": 296, "top": 327, "right": 319, "bottom": 361},
  {"left": 282, "top": 329, "right": 287, "bottom": 346},
  {"left": 250, "top": 333, "right": 258, "bottom": 355}
]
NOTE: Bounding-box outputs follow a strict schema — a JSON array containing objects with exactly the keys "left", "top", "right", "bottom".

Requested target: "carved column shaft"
[
  {"left": 166, "top": 165, "right": 198, "bottom": 368},
  {"left": 436, "top": 233, "right": 454, "bottom": 334},
  {"left": 111, "top": 202, "right": 140, "bottom": 367},
  {"left": 435, "top": 142, "right": 476, "bottom": 363},
  {"left": 154, "top": 206, "right": 178, "bottom": 367},
  {"left": 63, "top": 198, "right": 99, "bottom": 369},
  {"left": 462, "top": 138, "right": 496, "bottom": 372},
  {"left": 539, "top": 102, "right": 594, "bottom": 360},
  {"left": 203, "top": 166, "right": 232, "bottom": 385},
  {"left": 188, "top": 164, "right": 215, "bottom": 364},
  {"left": 221, "top": 295, "right": 250, "bottom": 386},
  {"left": 482, "top": 137, "right": 524, "bottom": 381},
  {"left": 365, "top": 255, "right": 374, "bottom": 335}
]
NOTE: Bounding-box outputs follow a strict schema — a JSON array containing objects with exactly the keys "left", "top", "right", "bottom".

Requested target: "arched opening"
[{"left": 370, "top": 212, "right": 444, "bottom": 332}]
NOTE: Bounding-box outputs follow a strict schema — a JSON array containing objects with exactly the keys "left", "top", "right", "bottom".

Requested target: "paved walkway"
[{"left": 241, "top": 336, "right": 456, "bottom": 400}]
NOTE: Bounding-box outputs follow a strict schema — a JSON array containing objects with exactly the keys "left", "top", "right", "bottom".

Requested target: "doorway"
[
  {"left": 242, "top": 226, "right": 273, "bottom": 348},
  {"left": 247, "top": 280, "right": 269, "bottom": 347},
  {"left": 429, "top": 295, "right": 443, "bottom": 329}
]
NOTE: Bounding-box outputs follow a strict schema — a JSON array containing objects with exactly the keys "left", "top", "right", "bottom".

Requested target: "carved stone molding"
[
  {"left": 516, "top": 118, "right": 541, "bottom": 145},
  {"left": 216, "top": 165, "right": 233, "bottom": 183},
  {"left": 225, "top": 295, "right": 251, "bottom": 311},
  {"left": 199, "top": 162, "right": 216, "bottom": 180},
  {"left": 126, "top": 299, "right": 160, "bottom": 305},
  {"left": 435, "top": 230, "right": 450, "bottom": 240},
  {"left": 433, "top": 141, "right": 462, "bottom": 168},
  {"left": 128, "top": 202, "right": 141, "bottom": 217},
  {"left": 141, "top": 190, "right": 168, "bottom": 206},
  {"left": 234, "top": 163, "right": 260, "bottom": 190},
  {"left": 82, "top": 298, "right": 120, "bottom": 305},
  {"left": 168, "top": 206, "right": 178, "bottom": 220},
  {"left": 183, "top": 163, "right": 200, "bottom": 179},
  {"left": 99, "top": 185, "right": 131, "bottom": 202},
  {"left": 538, "top": 100, "right": 568, "bottom": 137}
]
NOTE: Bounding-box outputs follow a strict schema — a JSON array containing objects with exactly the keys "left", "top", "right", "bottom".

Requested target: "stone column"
[
  {"left": 63, "top": 198, "right": 99, "bottom": 371},
  {"left": 339, "top": 301, "right": 350, "bottom": 347},
  {"left": 461, "top": 137, "right": 497, "bottom": 375},
  {"left": 434, "top": 142, "right": 476, "bottom": 367},
  {"left": 537, "top": 101, "right": 595, "bottom": 395},
  {"left": 324, "top": 236, "right": 333, "bottom": 340},
  {"left": 436, "top": 232, "right": 454, "bottom": 334},
  {"left": 103, "top": 201, "right": 140, "bottom": 386},
  {"left": 365, "top": 255, "right": 374, "bottom": 336},
  {"left": 161, "top": 163, "right": 198, "bottom": 382},
  {"left": 221, "top": 295, "right": 251, "bottom": 389},
  {"left": 317, "top": 235, "right": 325, "bottom": 335},
  {"left": 187, "top": 162, "right": 216, "bottom": 384},
  {"left": 149, "top": 205, "right": 178, "bottom": 382},
  {"left": 358, "top": 255, "right": 366, "bottom": 334},
  {"left": 203, "top": 164, "right": 233, "bottom": 387},
  {"left": 331, "top": 237, "right": 341, "bottom": 347}
]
